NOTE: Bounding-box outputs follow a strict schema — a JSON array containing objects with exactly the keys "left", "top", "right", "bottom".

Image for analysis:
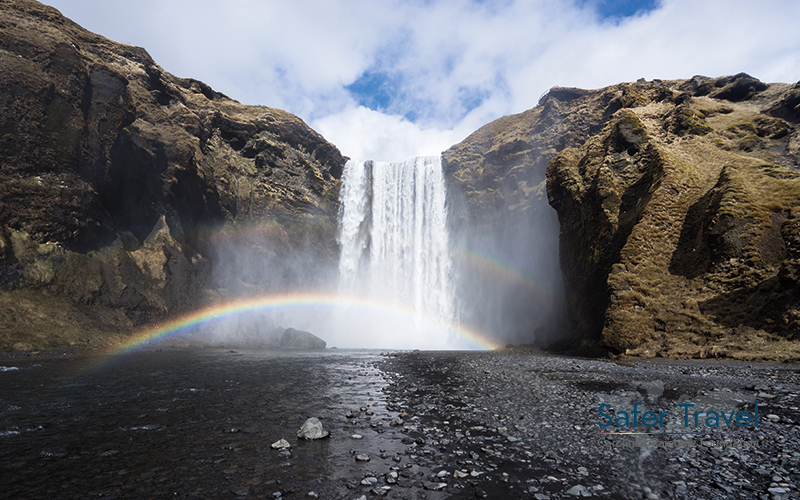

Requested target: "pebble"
[
  {"left": 231, "top": 486, "right": 250, "bottom": 497},
  {"left": 270, "top": 438, "right": 291, "bottom": 449},
  {"left": 422, "top": 481, "right": 447, "bottom": 490},
  {"left": 296, "top": 417, "right": 329, "bottom": 440},
  {"left": 377, "top": 350, "right": 800, "bottom": 500},
  {"left": 565, "top": 484, "right": 588, "bottom": 496}
]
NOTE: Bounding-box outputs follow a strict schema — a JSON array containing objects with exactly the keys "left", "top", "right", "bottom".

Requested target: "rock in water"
[
  {"left": 270, "top": 439, "right": 291, "bottom": 450},
  {"left": 280, "top": 328, "right": 326, "bottom": 349},
  {"left": 296, "top": 418, "right": 329, "bottom": 440}
]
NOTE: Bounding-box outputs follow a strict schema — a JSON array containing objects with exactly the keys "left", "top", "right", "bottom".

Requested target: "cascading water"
[{"left": 336, "top": 156, "right": 457, "bottom": 348}]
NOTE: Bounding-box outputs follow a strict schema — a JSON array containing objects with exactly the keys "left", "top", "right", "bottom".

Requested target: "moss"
[
  {"left": 668, "top": 106, "right": 713, "bottom": 136},
  {"left": 726, "top": 121, "right": 757, "bottom": 135}
]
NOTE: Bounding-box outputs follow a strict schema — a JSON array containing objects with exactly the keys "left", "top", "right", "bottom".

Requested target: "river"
[{"left": 1, "top": 348, "right": 405, "bottom": 499}]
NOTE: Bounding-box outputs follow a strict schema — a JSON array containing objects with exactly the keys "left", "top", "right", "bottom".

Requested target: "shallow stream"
[{"left": 0, "top": 348, "right": 401, "bottom": 498}]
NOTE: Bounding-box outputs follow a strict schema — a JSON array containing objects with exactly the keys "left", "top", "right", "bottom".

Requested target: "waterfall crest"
[{"left": 337, "top": 156, "right": 456, "bottom": 347}]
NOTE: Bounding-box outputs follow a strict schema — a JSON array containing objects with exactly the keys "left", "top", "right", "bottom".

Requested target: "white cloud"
[
  {"left": 314, "top": 106, "right": 468, "bottom": 162},
  {"left": 44, "top": 0, "right": 800, "bottom": 161}
]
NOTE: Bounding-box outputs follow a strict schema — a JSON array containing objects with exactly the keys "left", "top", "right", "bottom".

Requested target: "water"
[
  {"left": 0, "top": 349, "right": 404, "bottom": 499},
  {"left": 337, "top": 157, "right": 457, "bottom": 348}
]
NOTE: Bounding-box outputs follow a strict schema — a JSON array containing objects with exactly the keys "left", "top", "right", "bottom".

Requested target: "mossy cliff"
[
  {"left": 0, "top": 0, "right": 345, "bottom": 349},
  {"left": 446, "top": 74, "right": 800, "bottom": 359}
]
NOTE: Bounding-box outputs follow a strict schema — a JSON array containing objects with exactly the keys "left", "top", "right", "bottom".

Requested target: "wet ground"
[
  {"left": 1, "top": 348, "right": 799, "bottom": 499},
  {"left": 0, "top": 348, "right": 404, "bottom": 499},
  {"left": 378, "top": 351, "right": 800, "bottom": 500}
]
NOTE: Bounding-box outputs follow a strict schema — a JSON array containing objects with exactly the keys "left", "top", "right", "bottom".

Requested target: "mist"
[
  {"left": 446, "top": 154, "right": 567, "bottom": 348},
  {"left": 168, "top": 152, "right": 565, "bottom": 351}
]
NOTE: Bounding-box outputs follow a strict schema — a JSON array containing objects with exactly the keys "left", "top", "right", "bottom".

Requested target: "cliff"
[
  {"left": 0, "top": 0, "right": 345, "bottom": 350},
  {"left": 446, "top": 73, "right": 800, "bottom": 359}
]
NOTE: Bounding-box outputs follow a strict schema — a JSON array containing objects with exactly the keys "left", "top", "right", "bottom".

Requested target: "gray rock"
[
  {"left": 296, "top": 417, "right": 329, "bottom": 440},
  {"left": 422, "top": 481, "right": 447, "bottom": 491},
  {"left": 565, "top": 484, "right": 587, "bottom": 496},
  {"left": 232, "top": 486, "right": 250, "bottom": 497},
  {"left": 270, "top": 438, "right": 291, "bottom": 449},
  {"left": 280, "top": 328, "right": 326, "bottom": 349}
]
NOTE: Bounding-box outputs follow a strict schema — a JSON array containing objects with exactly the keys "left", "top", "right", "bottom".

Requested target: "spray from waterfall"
[{"left": 336, "top": 156, "right": 458, "bottom": 348}]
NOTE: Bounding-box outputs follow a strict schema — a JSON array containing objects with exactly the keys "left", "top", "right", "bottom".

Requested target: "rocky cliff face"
[
  {"left": 447, "top": 73, "right": 800, "bottom": 359},
  {"left": 0, "top": 0, "right": 345, "bottom": 349}
]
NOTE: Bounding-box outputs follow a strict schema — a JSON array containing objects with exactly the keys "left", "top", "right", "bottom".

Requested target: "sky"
[{"left": 44, "top": 0, "right": 800, "bottom": 162}]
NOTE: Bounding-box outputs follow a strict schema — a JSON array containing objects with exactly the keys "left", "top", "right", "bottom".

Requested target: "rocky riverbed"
[
  {"left": 376, "top": 351, "right": 800, "bottom": 500},
  {"left": 2, "top": 348, "right": 799, "bottom": 499}
]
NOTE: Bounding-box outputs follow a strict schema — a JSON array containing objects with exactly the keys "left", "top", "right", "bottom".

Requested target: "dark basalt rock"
[
  {"left": 446, "top": 73, "right": 800, "bottom": 359},
  {"left": 0, "top": 0, "right": 345, "bottom": 349},
  {"left": 280, "top": 327, "right": 326, "bottom": 349}
]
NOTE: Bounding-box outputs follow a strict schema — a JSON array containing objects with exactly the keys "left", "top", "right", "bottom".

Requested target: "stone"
[
  {"left": 296, "top": 418, "right": 329, "bottom": 440},
  {"left": 279, "top": 328, "right": 326, "bottom": 349},
  {"left": 355, "top": 454, "right": 370, "bottom": 462},
  {"left": 270, "top": 439, "right": 291, "bottom": 450},
  {"left": 565, "top": 485, "right": 587, "bottom": 496},
  {"left": 232, "top": 486, "right": 250, "bottom": 497}
]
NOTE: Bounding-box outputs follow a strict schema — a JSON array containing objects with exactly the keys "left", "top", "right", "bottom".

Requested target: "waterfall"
[{"left": 337, "top": 156, "right": 456, "bottom": 347}]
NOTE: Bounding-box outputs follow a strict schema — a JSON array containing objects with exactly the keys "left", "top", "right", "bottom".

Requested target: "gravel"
[
  {"left": 377, "top": 351, "right": 800, "bottom": 499},
  {"left": 3, "top": 348, "right": 798, "bottom": 499}
]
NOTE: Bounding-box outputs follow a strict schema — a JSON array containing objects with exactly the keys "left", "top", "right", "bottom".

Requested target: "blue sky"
[
  {"left": 44, "top": 0, "right": 800, "bottom": 161},
  {"left": 582, "top": 0, "right": 660, "bottom": 19}
]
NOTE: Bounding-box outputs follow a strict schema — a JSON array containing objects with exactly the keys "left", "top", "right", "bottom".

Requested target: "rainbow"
[
  {"left": 105, "top": 292, "right": 501, "bottom": 357},
  {"left": 450, "top": 245, "right": 555, "bottom": 300}
]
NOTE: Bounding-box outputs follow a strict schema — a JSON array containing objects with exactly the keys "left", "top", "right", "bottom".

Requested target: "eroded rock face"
[
  {"left": 547, "top": 109, "right": 666, "bottom": 349},
  {"left": 0, "top": 0, "right": 345, "bottom": 349},
  {"left": 546, "top": 75, "right": 800, "bottom": 358},
  {"left": 446, "top": 73, "right": 800, "bottom": 359},
  {"left": 442, "top": 86, "right": 621, "bottom": 346}
]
